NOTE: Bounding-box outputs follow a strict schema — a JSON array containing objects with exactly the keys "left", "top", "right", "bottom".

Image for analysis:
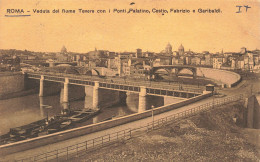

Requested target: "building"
[
  {"left": 172, "top": 56, "right": 185, "bottom": 65},
  {"left": 107, "top": 58, "right": 117, "bottom": 69},
  {"left": 230, "top": 49, "right": 260, "bottom": 72},
  {"left": 165, "top": 43, "right": 173, "bottom": 55},
  {"left": 240, "top": 47, "right": 247, "bottom": 54},
  {"left": 201, "top": 59, "right": 206, "bottom": 66},
  {"left": 56, "top": 53, "right": 69, "bottom": 62},
  {"left": 205, "top": 54, "right": 212, "bottom": 66},
  {"left": 106, "top": 52, "right": 116, "bottom": 58},
  {"left": 118, "top": 52, "right": 132, "bottom": 59},
  {"left": 178, "top": 44, "right": 184, "bottom": 55},
  {"left": 190, "top": 57, "right": 198, "bottom": 65},
  {"left": 56, "top": 46, "right": 70, "bottom": 62},
  {"left": 143, "top": 51, "right": 154, "bottom": 58},
  {"left": 12, "top": 55, "right": 21, "bottom": 66},
  {"left": 136, "top": 49, "right": 142, "bottom": 58},
  {"left": 153, "top": 56, "right": 171, "bottom": 66},
  {"left": 213, "top": 56, "right": 225, "bottom": 69},
  {"left": 172, "top": 56, "right": 178, "bottom": 65},
  {"left": 172, "top": 51, "right": 179, "bottom": 57},
  {"left": 88, "top": 48, "right": 109, "bottom": 59},
  {"left": 185, "top": 56, "right": 191, "bottom": 65}
]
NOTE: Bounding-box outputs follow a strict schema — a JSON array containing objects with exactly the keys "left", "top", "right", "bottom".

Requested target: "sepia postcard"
[{"left": 0, "top": 0, "right": 259, "bottom": 161}]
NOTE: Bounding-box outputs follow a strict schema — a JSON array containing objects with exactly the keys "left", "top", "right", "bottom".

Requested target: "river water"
[{"left": 0, "top": 92, "right": 183, "bottom": 135}]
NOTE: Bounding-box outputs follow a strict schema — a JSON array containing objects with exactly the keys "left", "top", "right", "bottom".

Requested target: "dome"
[
  {"left": 165, "top": 43, "right": 173, "bottom": 54},
  {"left": 166, "top": 43, "right": 172, "bottom": 48},
  {"left": 61, "top": 46, "right": 67, "bottom": 53},
  {"left": 178, "top": 44, "right": 184, "bottom": 50}
]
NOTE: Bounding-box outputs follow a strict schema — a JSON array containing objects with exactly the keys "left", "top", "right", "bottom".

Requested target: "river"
[{"left": 0, "top": 92, "right": 183, "bottom": 135}]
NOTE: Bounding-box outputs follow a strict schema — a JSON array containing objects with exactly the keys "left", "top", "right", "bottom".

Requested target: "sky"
[{"left": 0, "top": 0, "right": 259, "bottom": 53}]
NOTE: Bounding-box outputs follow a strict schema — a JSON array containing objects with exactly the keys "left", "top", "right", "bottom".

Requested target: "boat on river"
[
  {"left": 42, "top": 119, "right": 73, "bottom": 134},
  {"left": 0, "top": 108, "right": 101, "bottom": 144},
  {"left": 69, "top": 108, "right": 101, "bottom": 123},
  {"left": 0, "top": 118, "right": 46, "bottom": 144},
  {"left": 39, "top": 108, "right": 100, "bottom": 134}
]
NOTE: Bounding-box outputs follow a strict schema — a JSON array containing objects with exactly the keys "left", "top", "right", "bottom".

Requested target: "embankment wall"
[
  {"left": 197, "top": 67, "right": 241, "bottom": 87},
  {"left": 0, "top": 72, "right": 24, "bottom": 98}
]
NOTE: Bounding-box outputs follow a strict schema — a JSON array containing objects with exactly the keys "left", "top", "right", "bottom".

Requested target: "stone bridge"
[{"left": 150, "top": 65, "right": 197, "bottom": 79}]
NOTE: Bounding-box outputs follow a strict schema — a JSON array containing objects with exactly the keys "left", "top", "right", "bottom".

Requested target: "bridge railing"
[
  {"left": 16, "top": 94, "right": 244, "bottom": 162},
  {"left": 27, "top": 72, "right": 203, "bottom": 94}
]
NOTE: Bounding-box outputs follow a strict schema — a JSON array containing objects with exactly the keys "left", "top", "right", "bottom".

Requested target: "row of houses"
[
  {"left": 212, "top": 48, "right": 260, "bottom": 72},
  {"left": 1, "top": 45, "right": 259, "bottom": 75},
  {"left": 68, "top": 45, "right": 260, "bottom": 76}
]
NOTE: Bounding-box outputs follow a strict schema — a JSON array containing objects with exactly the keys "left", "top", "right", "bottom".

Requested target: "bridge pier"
[
  {"left": 63, "top": 78, "right": 69, "bottom": 103},
  {"left": 193, "top": 72, "right": 197, "bottom": 79},
  {"left": 60, "top": 83, "right": 85, "bottom": 103},
  {"left": 138, "top": 86, "right": 147, "bottom": 113},
  {"left": 39, "top": 75, "right": 44, "bottom": 97},
  {"left": 175, "top": 69, "right": 179, "bottom": 77},
  {"left": 49, "top": 62, "right": 55, "bottom": 67},
  {"left": 90, "top": 82, "right": 126, "bottom": 110},
  {"left": 39, "top": 97, "right": 44, "bottom": 117},
  {"left": 93, "top": 81, "right": 100, "bottom": 110},
  {"left": 84, "top": 86, "right": 90, "bottom": 109},
  {"left": 62, "top": 102, "right": 70, "bottom": 110}
]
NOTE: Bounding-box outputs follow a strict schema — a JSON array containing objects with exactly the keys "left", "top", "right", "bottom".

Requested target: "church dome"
[
  {"left": 178, "top": 44, "right": 184, "bottom": 50},
  {"left": 61, "top": 46, "right": 67, "bottom": 53},
  {"left": 165, "top": 43, "right": 173, "bottom": 54},
  {"left": 166, "top": 43, "right": 172, "bottom": 48}
]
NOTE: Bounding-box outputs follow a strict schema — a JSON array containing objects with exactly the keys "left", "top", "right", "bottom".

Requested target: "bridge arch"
[
  {"left": 176, "top": 67, "right": 196, "bottom": 78},
  {"left": 132, "top": 62, "right": 143, "bottom": 69},
  {"left": 84, "top": 69, "right": 100, "bottom": 76},
  {"left": 150, "top": 65, "right": 197, "bottom": 79},
  {"left": 153, "top": 68, "right": 171, "bottom": 75},
  {"left": 56, "top": 64, "right": 72, "bottom": 67}
]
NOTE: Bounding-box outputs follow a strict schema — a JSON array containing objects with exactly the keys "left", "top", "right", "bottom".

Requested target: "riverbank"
[{"left": 73, "top": 102, "right": 259, "bottom": 161}]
